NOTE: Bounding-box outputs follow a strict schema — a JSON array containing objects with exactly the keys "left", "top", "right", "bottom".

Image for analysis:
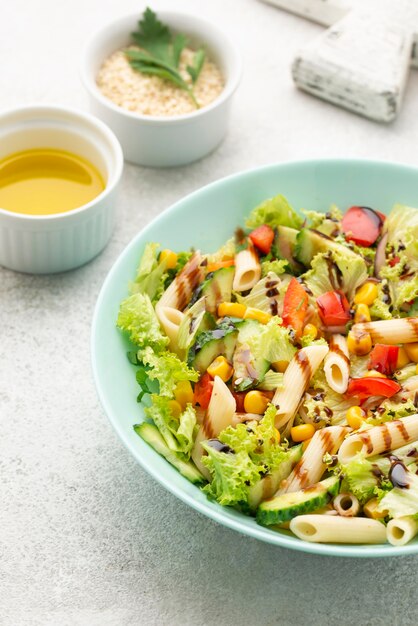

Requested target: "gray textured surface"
[{"left": 2, "top": 1, "right": 418, "bottom": 624}]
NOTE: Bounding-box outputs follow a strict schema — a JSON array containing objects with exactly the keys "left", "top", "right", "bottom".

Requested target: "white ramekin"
[
  {"left": 81, "top": 12, "right": 242, "bottom": 167},
  {"left": 0, "top": 105, "right": 123, "bottom": 274}
]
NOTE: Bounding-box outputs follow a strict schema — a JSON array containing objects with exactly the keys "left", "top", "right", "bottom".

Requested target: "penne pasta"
[
  {"left": 191, "top": 376, "right": 236, "bottom": 478},
  {"left": 387, "top": 516, "right": 418, "bottom": 546},
  {"left": 156, "top": 305, "right": 185, "bottom": 354},
  {"left": 333, "top": 493, "right": 360, "bottom": 517},
  {"left": 338, "top": 414, "right": 418, "bottom": 464},
  {"left": 290, "top": 515, "right": 387, "bottom": 544},
  {"left": 324, "top": 334, "right": 349, "bottom": 394},
  {"left": 351, "top": 317, "right": 418, "bottom": 345},
  {"left": 232, "top": 244, "right": 261, "bottom": 292},
  {"left": 278, "top": 426, "right": 349, "bottom": 493},
  {"left": 157, "top": 251, "right": 205, "bottom": 311},
  {"left": 273, "top": 344, "right": 329, "bottom": 432}
]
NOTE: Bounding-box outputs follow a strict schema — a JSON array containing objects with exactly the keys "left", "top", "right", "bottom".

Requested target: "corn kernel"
[
  {"left": 347, "top": 330, "right": 372, "bottom": 356},
  {"left": 272, "top": 360, "right": 289, "bottom": 373},
  {"left": 397, "top": 347, "right": 411, "bottom": 369},
  {"left": 160, "top": 249, "right": 178, "bottom": 270},
  {"left": 207, "top": 356, "right": 233, "bottom": 382},
  {"left": 416, "top": 363, "right": 418, "bottom": 375},
  {"left": 291, "top": 423, "right": 315, "bottom": 442},
  {"left": 303, "top": 323, "right": 318, "bottom": 339},
  {"left": 243, "top": 390, "right": 269, "bottom": 415},
  {"left": 354, "top": 303, "right": 371, "bottom": 324},
  {"left": 174, "top": 380, "right": 194, "bottom": 409},
  {"left": 244, "top": 307, "right": 271, "bottom": 325},
  {"left": 218, "top": 302, "right": 247, "bottom": 319},
  {"left": 168, "top": 400, "right": 183, "bottom": 419},
  {"left": 363, "top": 370, "right": 387, "bottom": 378},
  {"left": 346, "top": 406, "right": 366, "bottom": 430},
  {"left": 302, "top": 436, "right": 313, "bottom": 451},
  {"left": 404, "top": 342, "right": 418, "bottom": 363},
  {"left": 354, "top": 282, "right": 379, "bottom": 306},
  {"left": 274, "top": 428, "right": 281, "bottom": 444},
  {"left": 364, "top": 497, "right": 388, "bottom": 520}
]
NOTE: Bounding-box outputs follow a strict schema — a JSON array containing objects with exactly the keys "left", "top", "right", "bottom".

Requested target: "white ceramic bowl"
[
  {"left": 0, "top": 105, "right": 123, "bottom": 274},
  {"left": 81, "top": 11, "right": 242, "bottom": 167}
]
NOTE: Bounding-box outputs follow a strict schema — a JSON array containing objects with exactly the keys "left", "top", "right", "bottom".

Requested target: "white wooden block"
[
  {"left": 292, "top": 6, "right": 414, "bottom": 122},
  {"left": 259, "top": 0, "right": 350, "bottom": 26},
  {"left": 260, "top": 0, "right": 418, "bottom": 67}
]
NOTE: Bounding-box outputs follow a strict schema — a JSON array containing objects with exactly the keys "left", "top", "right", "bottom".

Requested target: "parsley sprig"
[{"left": 125, "top": 8, "right": 206, "bottom": 109}]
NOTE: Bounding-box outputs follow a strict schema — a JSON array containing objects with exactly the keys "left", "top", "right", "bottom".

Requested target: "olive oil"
[{"left": 0, "top": 148, "right": 105, "bottom": 215}]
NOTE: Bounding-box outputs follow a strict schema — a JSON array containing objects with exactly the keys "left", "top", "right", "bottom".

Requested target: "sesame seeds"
[{"left": 96, "top": 46, "right": 224, "bottom": 117}]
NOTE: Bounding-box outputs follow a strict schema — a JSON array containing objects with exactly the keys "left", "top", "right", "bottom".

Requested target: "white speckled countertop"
[{"left": 2, "top": 1, "right": 418, "bottom": 624}]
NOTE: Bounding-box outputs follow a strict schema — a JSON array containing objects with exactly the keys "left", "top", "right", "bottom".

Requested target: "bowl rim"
[
  {"left": 0, "top": 103, "right": 124, "bottom": 222},
  {"left": 80, "top": 10, "right": 242, "bottom": 125},
  {"left": 92, "top": 157, "right": 418, "bottom": 557}
]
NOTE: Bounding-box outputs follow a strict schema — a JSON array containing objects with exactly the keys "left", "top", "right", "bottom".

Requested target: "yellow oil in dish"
[{"left": 0, "top": 148, "right": 105, "bottom": 215}]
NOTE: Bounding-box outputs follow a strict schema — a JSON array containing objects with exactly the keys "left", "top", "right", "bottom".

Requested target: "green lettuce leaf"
[
  {"left": 302, "top": 250, "right": 368, "bottom": 302},
  {"left": 341, "top": 442, "right": 418, "bottom": 505},
  {"left": 394, "top": 364, "right": 417, "bottom": 382},
  {"left": 302, "top": 205, "right": 342, "bottom": 236},
  {"left": 300, "top": 335, "right": 328, "bottom": 348},
  {"left": 145, "top": 395, "right": 197, "bottom": 456},
  {"left": 384, "top": 204, "right": 418, "bottom": 254},
  {"left": 261, "top": 258, "right": 289, "bottom": 277},
  {"left": 130, "top": 242, "right": 168, "bottom": 302},
  {"left": 341, "top": 457, "right": 385, "bottom": 504},
  {"left": 349, "top": 355, "right": 369, "bottom": 378},
  {"left": 245, "top": 194, "right": 302, "bottom": 230},
  {"left": 202, "top": 405, "right": 290, "bottom": 507},
  {"left": 245, "top": 316, "right": 297, "bottom": 363},
  {"left": 369, "top": 281, "right": 392, "bottom": 320},
  {"left": 366, "top": 398, "right": 417, "bottom": 425},
  {"left": 306, "top": 370, "right": 356, "bottom": 425},
  {"left": 206, "top": 237, "right": 236, "bottom": 264},
  {"left": 140, "top": 346, "right": 199, "bottom": 396},
  {"left": 377, "top": 470, "right": 418, "bottom": 518},
  {"left": 220, "top": 405, "right": 288, "bottom": 469},
  {"left": 257, "top": 370, "right": 284, "bottom": 391},
  {"left": 202, "top": 446, "right": 261, "bottom": 506},
  {"left": 235, "top": 272, "right": 291, "bottom": 315},
  {"left": 393, "top": 275, "right": 418, "bottom": 311},
  {"left": 117, "top": 292, "right": 169, "bottom": 352}
]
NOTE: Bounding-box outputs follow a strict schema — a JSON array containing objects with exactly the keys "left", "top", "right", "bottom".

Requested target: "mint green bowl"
[{"left": 92, "top": 159, "right": 418, "bottom": 557}]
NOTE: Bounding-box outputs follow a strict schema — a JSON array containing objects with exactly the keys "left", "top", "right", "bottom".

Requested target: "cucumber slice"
[
  {"left": 134, "top": 422, "right": 205, "bottom": 485},
  {"left": 233, "top": 319, "right": 270, "bottom": 391},
  {"left": 256, "top": 475, "right": 340, "bottom": 526},
  {"left": 187, "top": 320, "right": 238, "bottom": 373},
  {"left": 295, "top": 228, "right": 358, "bottom": 266},
  {"left": 201, "top": 266, "right": 235, "bottom": 314},
  {"left": 248, "top": 444, "right": 303, "bottom": 511},
  {"left": 177, "top": 296, "right": 216, "bottom": 350},
  {"left": 275, "top": 225, "right": 304, "bottom": 273}
]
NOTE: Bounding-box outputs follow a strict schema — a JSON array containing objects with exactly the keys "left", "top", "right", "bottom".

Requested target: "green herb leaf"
[
  {"left": 127, "top": 7, "right": 200, "bottom": 108},
  {"left": 131, "top": 7, "right": 171, "bottom": 63},
  {"left": 173, "top": 34, "right": 188, "bottom": 68},
  {"left": 187, "top": 48, "right": 205, "bottom": 84}
]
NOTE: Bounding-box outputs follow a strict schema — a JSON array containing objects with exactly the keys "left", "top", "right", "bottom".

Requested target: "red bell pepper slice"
[
  {"left": 282, "top": 277, "right": 309, "bottom": 338},
  {"left": 316, "top": 290, "right": 351, "bottom": 327},
  {"left": 368, "top": 344, "right": 399, "bottom": 376},
  {"left": 193, "top": 372, "right": 214, "bottom": 410},
  {"left": 347, "top": 377, "right": 401, "bottom": 399},
  {"left": 248, "top": 224, "right": 275, "bottom": 255},
  {"left": 341, "top": 206, "right": 384, "bottom": 247}
]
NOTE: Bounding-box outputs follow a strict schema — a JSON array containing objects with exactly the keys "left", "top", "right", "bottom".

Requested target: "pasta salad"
[{"left": 117, "top": 194, "right": 418, "bottom": 546}]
